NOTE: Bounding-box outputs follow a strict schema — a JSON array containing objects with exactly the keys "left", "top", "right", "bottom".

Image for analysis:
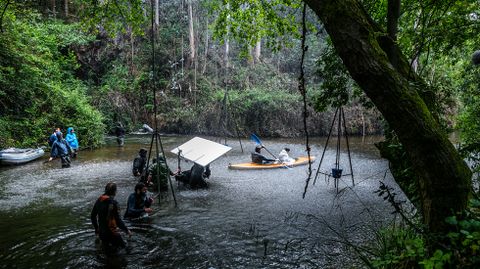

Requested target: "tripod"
[
  {"left": 313, "top": 106, "right": 354, "bottom": 192},
  {"left": 144, "top": 0, "right": 177, "bottom": 206},
  {"left": 144, "top": 130, "right": 177, "bottom": 206}
]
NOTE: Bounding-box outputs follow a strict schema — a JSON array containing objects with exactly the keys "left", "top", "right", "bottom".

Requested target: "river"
[{"left": 0, "top": 135, "right": 404, "bottom": 268}]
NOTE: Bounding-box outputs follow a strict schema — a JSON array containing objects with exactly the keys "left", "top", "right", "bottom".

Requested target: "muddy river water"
[{"left": 0, "top": 135, "right": 404, "bottom": 268}]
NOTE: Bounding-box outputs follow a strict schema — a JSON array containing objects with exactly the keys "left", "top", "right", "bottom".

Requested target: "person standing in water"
[
  {"left": 115, "top": 122, "right": 126, "bottom": 147},
  {"left": 65, "top": 127, "right": 79, "bottom": 158},
  {"left": 91, "top": 182, "right": 131, "bottom": 249},
  {"left": 132, "top": 148, "right": 148, "bottom": 180}
]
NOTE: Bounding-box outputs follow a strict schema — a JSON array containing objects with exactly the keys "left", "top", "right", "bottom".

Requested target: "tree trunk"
[
  {"left": 411, "top": 12, "right": 421, "bottom": 72},
  {"left": 201, "top": 19, "right": 209, "bottom": 74},
  {"left": 386, "top": 0, "right": 400, "bottom": 68},
  {"left": 224, "top": 37, "right": 230, "bottom": 69},
  {"left": 254, "top": 39, "right": 261, "bottom": 64},
  {"left": 304, "top": 0, "right": 471, "bottom": 234},
  {"left": 187, "top": 0, "right": 195, "bottom": 68},
  {"left": 51, "top": 0, "right": 56, "bottom": 18},
  {"left": 64, "top": 0, "right": 68, "bottom": 18},
  {"left": 180, "top": 0, "right": 184, "bottom": 75},
  {"left": 155, "top": 0, "right": 159, "bottom": 26},
  {"left": 130, "top": 28, "right": 135, "bottom": 74},
  {"left": 247, "top": 45, "right": 254, "bottom": 66}
]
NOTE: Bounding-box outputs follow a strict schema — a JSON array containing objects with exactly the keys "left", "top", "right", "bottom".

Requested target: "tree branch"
[{"left": 0, "top": 0, "right": 11, "bottom": 33}]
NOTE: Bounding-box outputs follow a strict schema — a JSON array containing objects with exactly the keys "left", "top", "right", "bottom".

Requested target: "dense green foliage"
[
  {"left": 458, "top": 59, "right": 480, "bottom": 179},
  {"left": 0, "top": 9, "right": 104, "bottom": 148},
  {"left": 366, "top": 199, "right": 480, "bottom": 269}
]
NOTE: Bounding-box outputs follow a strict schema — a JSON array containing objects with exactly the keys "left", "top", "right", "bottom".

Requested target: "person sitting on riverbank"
[
  {"left": 48, "top": 132, "right": 72, "bottom": 168},
  {"left": 91, "top": 182, "right": 131, "bottom": 249},
  {"left": 175, "top": 163, "right": 210, "bottom": 189},
  {"left": 124, "top": 182, "right": 153, "bottom": 219},
  {"left": 278, "top": 147, "right": 295, "bottom": 165},
  {"left": 48, "top": 127, "right": 61, "bottom": 147},
  {"left": 65, "top": 127, "right": 79, "bottom": 158},
  {"left": 132, "top": 148, "right": 148, "bottom": 180},
  {"left": 251, "top": 145, "right": 277, "bottom": 164}
]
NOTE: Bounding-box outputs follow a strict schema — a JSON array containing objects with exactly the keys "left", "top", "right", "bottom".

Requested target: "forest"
[{"left": 1, "top": 0, "right": 480, "bottom": 267}]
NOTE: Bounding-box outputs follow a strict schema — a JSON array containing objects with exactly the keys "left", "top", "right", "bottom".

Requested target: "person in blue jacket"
[
  {"left": 48, "top": 132, "right": 72, "bottom": 168},
  {"left": 124, "top": 182, "right": 153, "bottom": 219},
  {"left": 48, "top": 127, "right": 61, "bottom": 147},
  {"left": 66, "top": 127, "right": 79, "bottom": 158}
]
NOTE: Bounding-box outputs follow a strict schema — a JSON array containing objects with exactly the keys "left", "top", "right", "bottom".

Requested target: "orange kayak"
[{"left": 228, "top": 156, "right": 316, "bottom": 170}]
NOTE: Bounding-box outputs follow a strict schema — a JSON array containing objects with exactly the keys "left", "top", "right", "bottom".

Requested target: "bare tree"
[
  {"left": 51, "top": 0, "right": 56, "bottom": 18},
  {"left": 187, "top": 0, "right": 195, "bottom": 68},
  {"left": 201, "top": 19, "right": 209, "bottom": 74},
  {"left": 254, "top": 39, "right": 261, "bottom": 64},
  {"left": 155, "top": 0, "right": 159, "bottom": 25},
  {"left": 64, "top": 0, "right": 68, "bottom": 18}
]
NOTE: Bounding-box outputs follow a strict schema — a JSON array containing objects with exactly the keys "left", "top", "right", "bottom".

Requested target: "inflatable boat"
[{"left": 0, "top": 148, "right": 45, "bottom": 165}]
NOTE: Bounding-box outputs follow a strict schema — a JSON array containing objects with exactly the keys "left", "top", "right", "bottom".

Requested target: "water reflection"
[{"left": 0, "top": 135, "right": 403, "bottom": 268}]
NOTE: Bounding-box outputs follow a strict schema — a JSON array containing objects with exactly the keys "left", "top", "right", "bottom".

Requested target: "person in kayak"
[
  {"left": 278, "top": 147, "right": 295, "bottom": 165},
  {"left": 251, "top": 145, "right": 277, "bottom": 164},
  {"left": 124, "top": 182, "right": 153, "bottom": 219},
  {"left": 91, "top": 182, "right": 131, "bottom": 249}
]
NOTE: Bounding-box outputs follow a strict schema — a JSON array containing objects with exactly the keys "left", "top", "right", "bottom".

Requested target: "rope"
[
  {"left": 300, "top": 3, "right": 313, "bottom": 199},
  {"left": 227, "top": 92, "right": 244, "bottom": 153}
]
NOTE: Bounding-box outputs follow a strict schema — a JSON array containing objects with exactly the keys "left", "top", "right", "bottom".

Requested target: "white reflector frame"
[{"left": 171, "top": 137, "right": 232, "bottom": 166}]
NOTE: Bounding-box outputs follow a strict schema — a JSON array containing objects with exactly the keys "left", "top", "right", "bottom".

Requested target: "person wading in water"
[
  {"left": 91, "top": 182, "right": 131, "bottom": 250},
  {"left": 124, "top": 182, "right": 153, "bottom": 219},
  {"left": 132, "top": 148, "right": 148, "bottom": 181}
]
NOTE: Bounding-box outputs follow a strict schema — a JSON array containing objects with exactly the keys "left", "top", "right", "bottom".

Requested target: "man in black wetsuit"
[
  {"left": 189, "top": 163, "right": 210, "bottom": 188},
  {"left": 175, "top": 162, "right": 210, "bottom": 188},
  {"left": 115, "top": 122, "right": 126, "bottom": 147},
  {"left": 91, "top": 182, "right": 131, "bottom": 249},
  {"left": 132, "top": 148, "right": 148, "bottom": 180}
]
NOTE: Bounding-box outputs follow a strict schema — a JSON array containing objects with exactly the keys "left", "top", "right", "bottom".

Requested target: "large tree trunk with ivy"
[{"left": 304, "top": 0, "right": 472, "bottom": 234}]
